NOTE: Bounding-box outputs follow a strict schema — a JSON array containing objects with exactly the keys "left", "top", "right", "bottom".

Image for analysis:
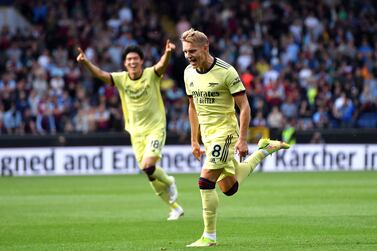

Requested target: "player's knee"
[
  {"left": 198, "top": 177, "right": 216, "bottom": 190},
  {"left": 223, "top": 181, "right": 239, "bottom": 196},
  {"left": 142, "top": 165, "right": 156, "bottom": 179}
]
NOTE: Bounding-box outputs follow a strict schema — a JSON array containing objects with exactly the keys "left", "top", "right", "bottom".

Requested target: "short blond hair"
[{"left": 180, "top": 28, "right": 209, "bottom": 45}]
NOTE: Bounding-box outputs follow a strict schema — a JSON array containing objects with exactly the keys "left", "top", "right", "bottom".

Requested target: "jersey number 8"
[{"left": 212, "top": 144, "right": 222, "bottom": 157}]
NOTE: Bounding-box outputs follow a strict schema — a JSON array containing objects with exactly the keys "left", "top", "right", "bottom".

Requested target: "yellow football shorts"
[
  {"left": 203, "top": 132, "right": 238, "bottom": 180},
  {"left": 130, "top": 128, "right": 166, "bottom": 168}
]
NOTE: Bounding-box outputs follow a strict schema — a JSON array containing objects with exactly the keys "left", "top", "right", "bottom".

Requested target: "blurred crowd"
[{"left": 1, "top": 0, "right": 377, "bottom": 141}]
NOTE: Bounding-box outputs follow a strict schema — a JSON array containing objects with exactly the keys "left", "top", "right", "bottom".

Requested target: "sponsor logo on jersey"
[
  {"left": 192, "top": 91, "right": 220, "bottom": 97},
  {"left": 125, "top": 81, "right": 148, "bottom": 99},
  {"left": 231, "top": 77, "right": 241, "bottom": 86},
  {"left": 192, "top": 90, "right": 219, "bottom": 104}
]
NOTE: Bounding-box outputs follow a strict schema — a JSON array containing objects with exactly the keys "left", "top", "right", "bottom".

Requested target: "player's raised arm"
[
  {"left": 154, "top": 40, "right": 175, "bottom": 76},
  {"left": 76, "top": 47, "right": 112, "bottom": 85}
]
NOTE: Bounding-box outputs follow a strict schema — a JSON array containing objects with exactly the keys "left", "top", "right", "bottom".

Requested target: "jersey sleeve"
[
  {"left": 146, "top": 67, "right": 162, "bottom": 85},
  {"left": 145, "top": 66, "right": 164, "bottom": 80},
  {"left": 110, "top": 71, "right": 127, "bottom": 90},
  {"left": 225, "top": 66, "right": 245, "bottom": 94},
  {"left": 184, "top": 68, "right": 192, "bottom": 96}
]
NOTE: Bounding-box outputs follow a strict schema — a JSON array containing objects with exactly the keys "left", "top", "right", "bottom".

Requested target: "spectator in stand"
[
  {"left": 175, "top": 113, "right": 190, "bottom": 143},
  {"left": 107, "top": 95, "right": 123, "bottom": 132},
  {"left": 313, "top": 105, "right": 330, "bottom": 128},
  {"left": 0, "top": 72, "right": 16, "bottom": 93},
  {"left": 168, "top": 112, "right": 190, "bottom": 143},
  {"left": 252, "top": 98, "right": 269, "bottom": 118},
  {"left": 73, "top": 108, "right": 90, "bottom": 134},
  {"left": 297, "top": 99, "right": 314, "bottom": 130},
  {"left": 22, "top": 107, "right": 37, "bottom": 135},
  {"left": 50, "top": 95, "right": 64, "bottom": 132},
  {"left": 94, "top": 102, "right": 110, "bottom": 132},
  {"left": 359, "top": 84, "right": 375, "bottom": 112},
  {"left": 252, "top": 111, "right": 267, "bottom": 127},
  {"left": 15, "top": 91, "right": 30, "bottom": 116},
  {"left": 333, "top": 92, "right": 355, "bottom": 128},
  {"left": 267, "top": 106, "right": 284, "bottom": 129},
  {"left": 310, "top": 131, "right": 325, "bottom": 144},
  {"left": 3, "top": 103, "right": 22, "bottom": 134},
  {"left": 281, "top": 95, "right": 298, "bottom": 119},
  {"left": 36, "top": 93, "right": 56, "bottom": 134},
  {"left": 31, "top": 66, "right": 48, "bottom": 97},
  {"left": 265, "top": 79, "right": 285, "bottom": 107},
  {"left": 166, "top": 83, "right": 185, "bottom": 104}
]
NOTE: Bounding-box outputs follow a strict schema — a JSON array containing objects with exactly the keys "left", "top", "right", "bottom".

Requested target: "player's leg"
[
  {"left": 233, "top": 150, "right": 265, "bottom": 183},
  {"left": 235, "top": 138, "right": 290, "bottom": 183},
  {"left": 142, "top": 156, "right": 173, "bottom": 187},
  {"left": 141, "top": 130, "right": 179, "bottom": 203},
  {"left": 142, "top": 156, "right": 180, "bottom": 204},
  {"left": 188, "top": 134, "right": 237, "bottom": 247},
  {"left": 143, "top": 157, "right": 182, "bottom": 217},
  {"left": 214, "top": 134, "right": 239, "bottom": 196},
  {"left": 149, "top": 178, "right": 184, "bottom": 221},
  {"left": 217, "top": 138, "right": 290, "bottom": 193},
  {"left": 217, "top": 174, "right": 239, "bottom": 196},
  {"left": 132, "top": 133, "right": 183, "bottom": 220},
  {"left": 187, "top": 168, "right": 221, "bottom": 247},
  {"left": 188, "top": 137, "right": 291, "bottom": 247},
  {"left": 141, "top": 130, "right": 183, "bottom": 219}
]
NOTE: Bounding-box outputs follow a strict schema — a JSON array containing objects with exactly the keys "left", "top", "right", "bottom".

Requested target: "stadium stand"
[{"left": 0, "top": 0, "right": 376, "bottom": 141}]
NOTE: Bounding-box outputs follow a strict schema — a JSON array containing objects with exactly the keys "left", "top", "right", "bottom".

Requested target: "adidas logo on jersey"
[{"left": 190, "top": 82, "right": 194, "bottom": 87}]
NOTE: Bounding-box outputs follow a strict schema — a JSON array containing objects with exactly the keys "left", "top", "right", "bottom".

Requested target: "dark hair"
[{"left": 122, "top": 45, "right": 144, "bottom": 61}]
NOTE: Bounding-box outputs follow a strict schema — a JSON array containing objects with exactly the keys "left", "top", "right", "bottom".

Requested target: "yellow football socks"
[
  {"left": 152, "top": 166, "right": 173, "bottom": 186},
  {"left": 149, "top": 179, "right": 178, "bottom": 209},
  {"left": 235, "top": 150, "right": 265, "bottom": 183},
  {"left": 200, "top": 189, "right": 219, "bottom": 234}
]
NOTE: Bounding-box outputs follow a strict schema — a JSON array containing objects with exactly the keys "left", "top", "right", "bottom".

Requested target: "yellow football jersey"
[
  {"left": 184, "top": 58, "right": 245, "bottom": 140},
  {"left": 111, "top": 67, "right": 166, "bottom": 135}
]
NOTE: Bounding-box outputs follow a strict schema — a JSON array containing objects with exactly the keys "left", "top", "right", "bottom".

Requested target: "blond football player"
[{"left": 181, "top": 28, "right": 290, "bottom": 247}]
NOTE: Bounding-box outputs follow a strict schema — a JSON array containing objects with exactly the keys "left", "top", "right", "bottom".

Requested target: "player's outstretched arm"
[
  {"left": 76, "top": 47, "right": 112, "bottom": 85},
  {"left": 188, "top": 96, "right": 204, "bottom": 160},
  {"left": 234, "top": 93, "right": 251, "bottom": 158},
  {"left": 154, "top": 40, "right": 175, "bottom": 76}
]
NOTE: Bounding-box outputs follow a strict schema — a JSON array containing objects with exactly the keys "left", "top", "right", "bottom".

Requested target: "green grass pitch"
[{"left": 1, "top": 172, "right": 377, "bottom": 251}]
